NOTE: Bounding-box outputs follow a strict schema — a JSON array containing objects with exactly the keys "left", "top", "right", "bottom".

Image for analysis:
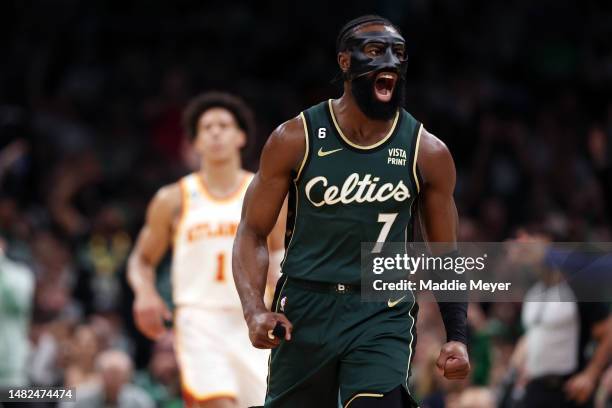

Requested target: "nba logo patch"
[{"left": 280, "top": 296, "right": 287, "bottom": 312}]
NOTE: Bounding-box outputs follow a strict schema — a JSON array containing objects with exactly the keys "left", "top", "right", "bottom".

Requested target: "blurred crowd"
[{"left": 1, "top": 0, "right": 611, "bottom": 407}]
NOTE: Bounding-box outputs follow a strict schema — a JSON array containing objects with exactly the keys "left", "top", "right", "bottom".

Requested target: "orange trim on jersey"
[
  {"left": 174, "top": 308, "right": 238, "bottom": 406},
  {"left": 196, "top": 172, "right": 252, "bottom": 204},
  {"left": 182, "top": 389, "right": 237, "bottom": 407},
  {"left": 173, "top": 178, "right": 190, "bottom": 246}
]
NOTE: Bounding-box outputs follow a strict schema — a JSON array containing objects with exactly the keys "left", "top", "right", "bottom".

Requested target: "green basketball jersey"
[{"left": 281, "top": 99, "right": 422, "bottom": 284}]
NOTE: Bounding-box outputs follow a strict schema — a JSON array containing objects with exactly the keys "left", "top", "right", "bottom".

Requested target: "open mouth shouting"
[{"left": 373, "top": 71, "right": 398, "bottom": 102}]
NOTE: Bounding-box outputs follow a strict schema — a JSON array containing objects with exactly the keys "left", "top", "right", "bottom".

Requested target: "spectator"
[
  {"left": 0, "top": 235, "right": 35, "bottom": 387},
  {"left": 516, "top": 235, "right": 611, "bottom": 408},
  {"left": 134, "top": 332, "right": 181, "bottom": 408},
  {"left": 63, "top": 324, "right": 101, "bottom": 388},
  {"left": 457, "top": 387, "right": 495, "bottom": 408},
  {"left": 62, "top": 349, "right": 154, "bottom": 408},
  {"left": 27, "top": 318, "right": 73, "bottom": 387}
]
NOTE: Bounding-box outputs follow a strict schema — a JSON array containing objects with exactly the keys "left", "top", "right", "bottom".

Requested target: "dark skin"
[{"left": 232, "top": 23, "right": 470, "bottom": 380}]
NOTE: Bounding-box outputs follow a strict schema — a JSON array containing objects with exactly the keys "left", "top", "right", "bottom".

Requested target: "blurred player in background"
[{"left": 128, "top": 92, "right": 285, "bottom": 408}]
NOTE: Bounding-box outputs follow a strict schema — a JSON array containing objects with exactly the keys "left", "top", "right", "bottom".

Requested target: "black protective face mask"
[
  {"left": 351, "top": 73, "right": 406, "bottom": 120},
  {"left": 341, "top": 31, "right": 408, "bottom": 80},
  {"left": 339, "top": 30, "right": 408, "bottom": 120}
]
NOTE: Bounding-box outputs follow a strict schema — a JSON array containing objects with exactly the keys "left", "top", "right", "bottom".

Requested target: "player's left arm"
[{"left": 417, "top": 127, "right": 470, "bottom": 380}]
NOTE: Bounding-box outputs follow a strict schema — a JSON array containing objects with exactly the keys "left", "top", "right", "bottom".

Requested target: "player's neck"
[
  {"left": 199, "top": 155, "right": 244, "bottom": 196},
  {"left": 334, "top": 89, "right": 396, "bottom": 145}
]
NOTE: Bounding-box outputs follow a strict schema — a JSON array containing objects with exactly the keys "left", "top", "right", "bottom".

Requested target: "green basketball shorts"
[{"left": 264, "top": 275, "right": 419, "bottom": 408}]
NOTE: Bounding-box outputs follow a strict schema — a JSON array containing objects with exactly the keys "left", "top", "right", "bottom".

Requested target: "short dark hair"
[
  {"left": 336, "top": 15, "right": 401, "bottom": 53},
  {"left": 182, "top": 91, "right": 255, "bottom": 141}
]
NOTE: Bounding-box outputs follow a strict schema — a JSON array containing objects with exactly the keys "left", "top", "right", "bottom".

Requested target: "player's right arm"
[
  {"left": 127, "top": 184, "right": 180, "bottom": 340},
  {"left": 233, "top": 116, "right": 305, "bottom": 349}
]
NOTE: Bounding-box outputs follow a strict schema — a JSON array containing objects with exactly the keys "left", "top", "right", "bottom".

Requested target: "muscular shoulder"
[
  {"left": 261, "top": 115, "right": 307, "bottom": 174},
  {"left": 267, "top": 115, "right": 305, "bottom": 154},
  {"left": 417, "top": 128, "right": 456, "bottom": 189},
  {"left": 147, "top": 182, "right": 182, "bottom": 224},
  {"left": 419, "top": 128, "right": 452, "bottom": 163}
]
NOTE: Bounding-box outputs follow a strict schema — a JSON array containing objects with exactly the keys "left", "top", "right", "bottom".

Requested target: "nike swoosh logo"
[
  {"left": 317, "top": 147, "right": 343, "bottom": 157},
  {"left": 388, "top": 295, "right": 406, "bottom": 308}
]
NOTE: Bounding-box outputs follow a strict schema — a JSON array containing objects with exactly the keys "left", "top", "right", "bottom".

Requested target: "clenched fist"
[
  {"left": 246, "top": 310, "right": 293, "bottom": 349},
  {"left": 436, "top": 341, "right": 470, "bottom": 380}
]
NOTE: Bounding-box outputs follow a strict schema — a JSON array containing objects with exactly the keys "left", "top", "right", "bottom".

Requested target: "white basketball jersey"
[{"left": 172, "top": 172, "right": 253, "bottom": 309}]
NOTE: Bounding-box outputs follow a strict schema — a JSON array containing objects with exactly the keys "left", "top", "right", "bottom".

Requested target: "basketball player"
[
  {"left": 233, "top": 16, "right": 470, "bottom": 407},
  {"left": 128, "top": 92, "right": 284, "bottom": 408}
]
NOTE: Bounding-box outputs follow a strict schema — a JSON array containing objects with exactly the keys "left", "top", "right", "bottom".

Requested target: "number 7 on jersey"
[{"left": 372, "top": 213, "right": 398, "bottom": 253}]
